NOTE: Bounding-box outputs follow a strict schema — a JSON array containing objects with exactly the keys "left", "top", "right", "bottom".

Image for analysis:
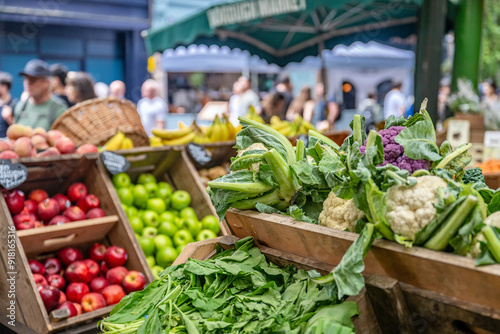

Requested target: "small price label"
[
  {"left": 0, "top": 160, "right": 28, "bottom": 190},
  {"left": 483, "top": 131, "right": 500, "bottom": 161},
  {"left": 101, "top": 151, "right": 130, "bottom": 175},
  {"left": 187, "top": 143, "right": 212, "bottom": 167},
  {"left": 446, "top": 120, "right": 470, "bottom": 148}
]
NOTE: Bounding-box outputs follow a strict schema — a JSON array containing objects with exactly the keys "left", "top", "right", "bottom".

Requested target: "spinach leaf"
[{"left": 384, "top": 115, "right": 406, "bottom": 128}]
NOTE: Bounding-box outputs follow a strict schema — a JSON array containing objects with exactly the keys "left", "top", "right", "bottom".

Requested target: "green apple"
[
  {"left": 160, "top": 211, "right": 176, "bottom": 224},
  {"left": 156, "top": 182, "right": 173, "bottom": 200},
  {"left": 156, "top": 246, "right": 178, "bottom": 268},
  {"left": 137, "top": 173, "right": 157, "bottom": 185},
  {"left": 182, "top": 218, "right": 202, "bottom": 237},
  {"left": 154, "top": 234, "right": 173, "bottom": 250},
  {"left": 196, "top": 229, "right": 218, "bottom": 241},
  {"left": 151, "top": 265, "right": 164, "bottom": 279},
  {"left": 141, "top": 210, "right": 160, "bottom": 228},
  {"left": 117, "top": 188, "right": 134, "bottom": 206},
  {"left": 142, "top": 226, "right": 158, "bottom": 239},
  {"left": 146, "top": 198, "right": 166, "bottom": 214},
  {"left": 158, "top": 221, "right": 178, "bottom": 238},
  {"left": 126, "top": 206, "right": 139, "bottom": 218},
  {"left": 201, "top": 215, "right": 220, "bottom": 235},
  {"left": 129, "top": 215, "right": 144, "bottom": 235},
  {"left": 174, "top": 217, "right": 183, "bottom": 228},
  {"left": 121, "top": 203, "right": 128, "bottom": 212},
  {"left": 146, "top": 255, "right": 156, "bottom": 268},
  {"left": 171, "top": 190, "right": 191, "bottom": 210},
  {"left": 180, "top": 207, "right": 198, "bottom": 220},
  {"left": 138, "top": 236, "right": 155, "bottom": 256},
  {"left": 144, "top": 182, "right": 158, "bottom": 198},
  {"left": 176, "top": 244, "right": 186, "bottom": 255},
  {"left": 112, "top": 173, "right": 131, "bottom": 189},
  {"left": 133, "top": 184, "right": 149, "bottom": 209},
  {"left": 135, "top": 233, "right": 140, "bottom": 239},
  {"left": 173, "top": 229, "right": 194, "bottom": 247}
]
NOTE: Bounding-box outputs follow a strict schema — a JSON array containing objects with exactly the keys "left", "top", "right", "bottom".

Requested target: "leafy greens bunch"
[{"left": 100, "top": 232, "right": 374, "bottom": 334}]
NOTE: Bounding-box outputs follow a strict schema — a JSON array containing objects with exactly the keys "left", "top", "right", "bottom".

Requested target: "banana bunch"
[
  {"left": 270, "top": 116, "right": 318, "bottom": 138},
  {"left": 151, "top": 121, "right": 197, "bottom": 146},
  {"left": 200, "top": 115, "right": 237, "bottom": 143},
  {"left": 104, "top": 130, "right": 134, "bottom": 150},
  {"left": 245, "top": 106, "right": 265, "bottom": 124}
]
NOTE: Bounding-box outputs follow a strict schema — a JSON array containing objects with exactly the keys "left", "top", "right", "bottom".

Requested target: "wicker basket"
[{"left": 51, "top": 97, "right": 149, "bottom": 147}]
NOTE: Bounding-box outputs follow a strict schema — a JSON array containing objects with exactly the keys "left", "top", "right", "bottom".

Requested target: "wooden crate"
[
  {"left": 112, "top": 146, "right": 230, "bottom": 236},
  {"left": 174, "top": 235, "right": 382, "bottom": 334},
  {"left": 0, "top": 155, "right": 152, "bottom": 334},
  {"left": 225, "top": 209, "right": 500, "bottom": 312}
]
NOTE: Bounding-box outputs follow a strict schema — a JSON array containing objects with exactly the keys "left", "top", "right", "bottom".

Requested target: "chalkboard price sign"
[
  {"left": 0, "top": 160, "right": 28, "bottom": 190},
  {"left": 101, "top": 151, "right": 130, "bottom": 175},
  {"left": 187, "top": 143, "right": 212, "bottom": 167}
]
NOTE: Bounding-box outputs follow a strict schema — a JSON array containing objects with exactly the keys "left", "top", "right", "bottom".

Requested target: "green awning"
[{"left": 145, "top": 0, "right": 422, "bottom": 66}]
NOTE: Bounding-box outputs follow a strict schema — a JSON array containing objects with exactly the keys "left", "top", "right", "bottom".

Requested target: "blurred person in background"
[
  {"left": 275, "top": 77, "right": 293, "bottom": 114},
  {"left": 384, "top": 82, "right": 405, "bottom": 119},
  {"left": 0, "top": 72, "right": 18, "bottom": 136},
  {"left": 286, "top": 86, "right": 315, "bottom": 121},
  {"left": 50, "top": 63, "right": 71, "bottom": 107},
  {"left": 12, "top": 59, "right": 67, "bottom": 130},
  {"left": 228, "top": 80, "right": 242, "bottom": 123},
  {"left": 261, "top": 92, "right": 285, "bottom": 123},
  {"left": 137, "top": 79, "right": 167, "bottom": 136},
  {"left": 230, "top": 76, "right": 260, "bottom": 124},
  {"left": 65, "top": 72, "right": 97, "bottom": 104},
  {"left": 94, "top": 82, "right": 109, "bottom": 98},
  {"left": 482, "top": 80, "right": 498, "bottom": 107},
  {"left": 358, "top": 92, "right": 381, "bottom": 131},
  {"left": 309, "top": 83, "right": 327, "bottom": 127},
  {"left": 109, "top": 80, "right": 126, "bottom": 98}
]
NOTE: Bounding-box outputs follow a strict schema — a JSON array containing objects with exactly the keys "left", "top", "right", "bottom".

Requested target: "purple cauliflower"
[{"left": 360, "top": 126, "right": 430, "bottom": 174}]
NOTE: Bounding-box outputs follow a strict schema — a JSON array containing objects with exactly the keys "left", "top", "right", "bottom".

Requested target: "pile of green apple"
[{"left": 112, "top": 172, "right": 220, "bottom": 278}]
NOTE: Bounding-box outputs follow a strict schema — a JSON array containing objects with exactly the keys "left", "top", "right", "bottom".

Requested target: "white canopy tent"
[{"left": 285, "top": 41, "right": 415, "bottom": 106}]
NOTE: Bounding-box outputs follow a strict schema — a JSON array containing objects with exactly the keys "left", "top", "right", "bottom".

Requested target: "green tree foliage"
[{"left": 481, "top": 0, "right": 500, "bottom": 80}]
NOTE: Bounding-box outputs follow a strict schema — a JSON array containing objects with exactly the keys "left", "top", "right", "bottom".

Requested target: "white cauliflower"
[
  {"left": 386, "top": 175, "right": 447, "bottom": 241},
  {"left": 236, "top": 143, "right": 268, "bottom": 172},
  {"left": 468, "top": 212, "right": 500, "bottom": 258},
  {"left": 319, "top": 192, "right": 365, "bottom": 232}
]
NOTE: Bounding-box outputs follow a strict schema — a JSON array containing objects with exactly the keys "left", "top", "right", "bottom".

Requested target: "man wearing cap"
[
  {"left": 0, "top": 72, "right": 18, "bottom": 137},
  {"left": 12, "top": 59, "right": 68, "bottom": 131},
  {"left": 50, "top": 63, "right": 72, "bottom": 108}
]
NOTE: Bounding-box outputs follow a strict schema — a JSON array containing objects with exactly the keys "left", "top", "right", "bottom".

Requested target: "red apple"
[
  {"left": 52, "top": 194, "right": 71, "bottom": 213},
  {"left": 104, "top": 246, "right": 128, "bottom": 268},
  {"left": 106, "top": 266, "right": 128, "bottom": 285},
  {"left": 67, "top": 183, "right": 87, "bottom": 203},
  {"left": 65, "top": 261, "right": 91, "bottom": 284},
  {"left": 59, "top": 291, "right": 66, "bottom": 304},
  {"left": 88, "top": 243, "right": 107, "bottom": 263},
  {"left": 34, "top": 220, "right": 44, "bottom": 228},
  {"left": 47, "top": 130, "right": 64, "bottom": 146},
  {"left": 37, "top": 198, "right": 60, "bottom": 222},
  {"left": 66, "top": 282, "right": 89, "bottom": 303},
  {"left": 29, "top": 259, "right": 45, "bottom": 275},
  {"left": 86, "top": 208, "right": 105, "bottom": 219},
  {"left": 46, "top": 274, "right": 65, "bottom": 290},
  {"left": 63, "top": 206, "right": 86, "bottom": 222},
  {"left": 76, "top": 194, "right": 100, "bottom": 213},
  {"left": 89, "top": 277, "right": 110, "bottom": 293},
  {"left": 57, "top": 247, "right": 83, "bottom": 267},
  {"left": 33, "top": 273, "right": 48, "bottom": 287},
  {"left": 82, "top": 259, "right": 99, "bottom": 279},
  {"left": 122, "top": 271, "right": 146, "bottom": 293},
  {"left": 39, "top": 285, "right": 61, "bottom": 312},
  {"left": 24, "top": 199, "right": 37, "bottom": 215},
  {"left": 56, "top": 301, "right": 78, "bottom": 318},
  {"left": 72, "top": 302, "right": 83, "bottom": 315},
  {"left": 13, "top": 213, "right": 35, "bottom": 230},
  {"left": 99, "top": 261, "right": 109, "bottom": 275},
  {"left": 55, "top": 137, "right": 76, "bottom": 155},
  {"left": 76, "top": 144, "right": 99, "bottom": 155},
  {"left": 81, "top": 292, "right": 106, "bottom": 312},
  {"left": 102, "top": 285, "right": 126, "bottom": 305},
  {"left": 48, "top": 215, "right": 70, "bottom": 226},
  {"left": 5, "top": 190, "right": 25, "bottom": 215},
  {"left": 44, "top": 258, "right": 62, "bottom": 275},
  {"left": 28, "top": 189, "right": 49, "bottom": 203}
]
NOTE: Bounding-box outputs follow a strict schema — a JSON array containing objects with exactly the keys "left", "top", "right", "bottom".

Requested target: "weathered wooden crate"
[
  {"left": 173, "top": 235, "right": 382, "bottom": 334},
  {"left": 225, "top": 209, "right": 500, "bottom": 313},
  {"left": 0, "top": 155, "right": 152, "bottom": 334},
  {"left": 112, "top": 146, "right": 230, "bottom": 235}
]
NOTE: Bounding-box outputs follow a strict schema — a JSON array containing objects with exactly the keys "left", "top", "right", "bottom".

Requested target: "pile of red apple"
[
  {"left": 31, "top": 244, "right": 146, "bottom": 317},
  {"left": 5, "top": 182, "right": 106, "bottom": 230},
  {"left": 0, "top": 124, "right": 98, "bottom": 159}
]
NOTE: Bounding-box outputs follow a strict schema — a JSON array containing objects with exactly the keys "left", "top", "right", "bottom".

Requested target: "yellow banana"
[
  {"left": 270, "top": 115, "right": 281, "bottom": 127},
  {"left": 152, "top": 126, "right": 193, "bottom": 140},
  {"left": 104, "top": 130, "right": 125, "bottom": 150},
  {"left": 209, "top": 116, "right": 222, "bottom": 142},
  {"left": 223, "top": 115, "right": 235, "bottom": 140},
  {"left": 178, "top": 122, "right": 188, "bottom": 130},
  {"left": 120, "top": 137, "right": 134, "bottom": 149},
  {"left": 162, "top": 132, "right": 196, "bottom": 146}
]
